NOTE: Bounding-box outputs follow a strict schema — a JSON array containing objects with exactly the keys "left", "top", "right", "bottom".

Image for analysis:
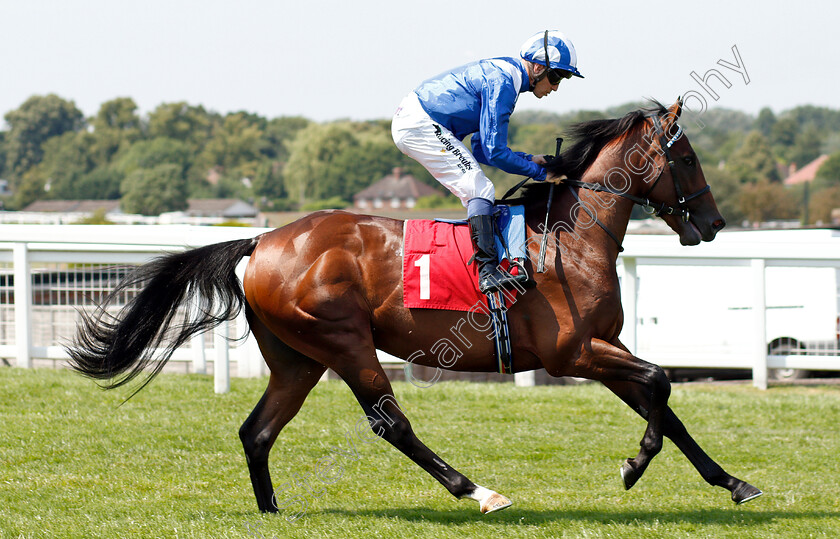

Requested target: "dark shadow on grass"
[{"left": 315, "top": 507, "right": 840, "bottom": 527}]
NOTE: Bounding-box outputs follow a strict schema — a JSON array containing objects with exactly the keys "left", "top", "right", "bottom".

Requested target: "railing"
[
  {"left": 617, "top": 229, "right": 840, "bottom": 389},
  {"left": 1, "top": 224, "right": 838, "bottom": 391},
  {"left": 0, "top": 225, "right": 272, "bottom": 393}
]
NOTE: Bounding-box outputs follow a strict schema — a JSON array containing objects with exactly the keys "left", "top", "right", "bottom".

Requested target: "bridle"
[
  {"left": 500, "top": 110, "right": 714, "bottom": 253},
  {"left": 639, "top": 113, "right": 711, "bottom": 222},
  {"left": 559, "top": 112, "right": 712, "bottom": 251}
]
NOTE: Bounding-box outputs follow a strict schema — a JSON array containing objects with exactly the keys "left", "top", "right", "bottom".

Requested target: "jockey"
[{"left": 392, "top": 30, "right": 583, "bottom": 293}]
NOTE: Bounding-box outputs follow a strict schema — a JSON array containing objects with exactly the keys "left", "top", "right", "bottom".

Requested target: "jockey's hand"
[{"left": 532, "top": 154, "right": 564, "bottom": 183}]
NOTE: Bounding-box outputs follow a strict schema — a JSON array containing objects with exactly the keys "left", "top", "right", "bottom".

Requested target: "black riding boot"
[{"left": 468, "top": 214, "right": 527, "bottom": 293}]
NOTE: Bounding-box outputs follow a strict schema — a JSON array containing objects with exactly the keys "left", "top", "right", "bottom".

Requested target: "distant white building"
[{"left": 183, "top": 199, "right": 258, "bottom": 219}]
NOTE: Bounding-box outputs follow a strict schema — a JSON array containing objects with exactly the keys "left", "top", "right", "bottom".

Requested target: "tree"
[
  {"left": 0, "top": 131, "right": 6, "bottom": 179},
  {"left": 74, "top": 207, "right": 115, "bottom": 225},
  {"left": 562, "top": 109, "right": 608, "bottom": 126},
  {"left": 74, "top": 167, "right": 123, "bottom": 200},
  {"left": 689, "top": 129, "right": 742, "bottom": 170},
  {"left": 120, "top": 163, "right": 187, "bottom": 215},
  {"left": 10, "top": 167, "right": 47, "bottom": 209},
  {"left": 113, "top": 136, "right": 199, "bottom": 200},
  {"left": 510, "top": 122, "right": 562, "bottom": 158},
  {"left": 197, "top": 112, "right": 267, "bottom": 179},
  {"left": 301, "top": 196, "right": 348, "bottom": 211},
  {"left": 785, "top": 105, "right": 840, "bottom": 133},
  {"left": 821, "top": 132, "right": 840, "bottom": 157},
  {"left": 769, "top": 117, "right": 798, "bottom": 160},
  {"left": 147, "top": 102, "right": 217, "bottom": 149},
  {"left": 788, "top": 126, "right": 823, "bottom": 168},
  {"left": 114, "top": 137, "right": 192, "bottom": 178},
  {"left": 251, "top": 160, "right": 285, "bottom": 201},
  {"left": 737, "top": 179, "right": 799, "bottom": 224},
  {"left": 726, "top": 131, "right": 779, "bottom": 184},
  {"left": 28, "top": 131, "right": 95, "bottom": 199},
  {"left": 807, "top": 186, "right": 840, "bottom": 225},
  {"left": 414, "top": 194, "right": 462, "bottom": 209},
  {"left": 262, "top": 116, "right": 311, "bottom": 162},
  {"left": 90, "top": 97, "right": 142, "bottom": 165},
  {"left": 814, "top": 151, "right": 840, "bottom": 190},
  {"left": 3, "top": 94, "right": 85, "bottom": 183},
  {"left": 703, "top": 167, "right": 747, "bottom": 226},
  {"left": 755, "top": 107, "right": 776, "bottom": 137},
  {"left": 283, "top": 122, "right": 361, "bottom": 204},
  {"left": 328, "top": 123, "right": 411, "bottom": 200},
  {"left": 22, "top": 128, "right": 125, "bottom": 202}
]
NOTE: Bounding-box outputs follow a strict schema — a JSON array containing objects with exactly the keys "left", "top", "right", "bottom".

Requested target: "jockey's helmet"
[{"left": 520, "top": 30, "right": 584, "bottom": 79}]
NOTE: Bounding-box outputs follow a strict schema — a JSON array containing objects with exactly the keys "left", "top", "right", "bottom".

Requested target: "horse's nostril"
[{"left": 713, "top": 219, "right": 726, "bottom": 231}]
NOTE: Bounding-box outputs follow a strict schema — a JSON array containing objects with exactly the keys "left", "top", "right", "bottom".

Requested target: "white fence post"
[
  {"left": 514, "top": 371, "right": 535, "bottom": 387},
  {"left": 13, "top": 243, "right": 32, "bottom": 368},
  {"left": 214, "top": 320, "right": 230, "bottom": 393},
  {"left": 620, "top": 256, "right": 638, "bottom": 356},
  {"left": 191, "top": 332, "right": 206, "bottom": 375},
  {"left": 751, "top": 258, "right": 768, "bottom": 390},
  {"left": 190, "top": 301, "right": 207, "bottom": 374},
  {"left": 235, "top": 327, "right": 263, "bottom": 378}
]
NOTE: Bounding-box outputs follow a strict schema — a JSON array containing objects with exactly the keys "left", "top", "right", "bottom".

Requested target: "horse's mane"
[{"left": 510, "top": 100, "right": 668, "bottom": 204}]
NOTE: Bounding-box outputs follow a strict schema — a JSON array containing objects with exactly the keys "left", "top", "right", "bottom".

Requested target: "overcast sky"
[{"left": 0, "top": 0, "right": 835, "bottom": 123}]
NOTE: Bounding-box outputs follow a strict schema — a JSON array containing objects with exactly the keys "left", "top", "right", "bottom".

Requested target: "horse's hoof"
[
  {"left": 732, "top": 482, "right": 763, "bottom": 505},
  {"left": 481, "top": 492, "right": 512, "bottom": 514},
  {"left": 620, "top": 459, "right": 640, "bottom": 490}
]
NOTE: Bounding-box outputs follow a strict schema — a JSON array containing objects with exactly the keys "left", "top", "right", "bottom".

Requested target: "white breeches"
[{"left": 391, "top": 92, "right": 495, "bottom": 207}]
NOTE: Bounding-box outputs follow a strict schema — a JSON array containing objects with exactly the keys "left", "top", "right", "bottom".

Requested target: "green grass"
[{"left": 1, "top": 368, "right": 839, "bottom": 538}]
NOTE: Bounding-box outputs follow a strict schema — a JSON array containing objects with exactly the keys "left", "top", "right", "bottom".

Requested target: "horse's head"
[
  {"left": 640, "top": 99, "right": 726, "bottom": 245},
  {"left": 531, "top": 99, "right": 725, "bottom": 250}
]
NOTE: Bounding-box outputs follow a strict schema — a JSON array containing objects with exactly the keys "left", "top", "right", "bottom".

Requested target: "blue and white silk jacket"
[{"left": 414, "top": 57, "right": 546, "bottom": 181}]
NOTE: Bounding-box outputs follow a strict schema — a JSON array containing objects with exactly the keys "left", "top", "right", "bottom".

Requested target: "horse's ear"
[
  {"left": 668, "top": 97, "right": 683, "bottom": 120},
  {"left": 659, "top": 98, "right": 683, "bottom": 133}
]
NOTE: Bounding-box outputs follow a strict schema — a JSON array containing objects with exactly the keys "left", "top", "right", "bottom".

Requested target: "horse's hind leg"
[
  {"left": 603, "top": 379, "right": 762, "bottom": 504},
  {"left": 238, "top": 312, "right": 326, "bottom": 512},
  {"left": 328, "top": 348, "right": 512, "bottom": 514}
]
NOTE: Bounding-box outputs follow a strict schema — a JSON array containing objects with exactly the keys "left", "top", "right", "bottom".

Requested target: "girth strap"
[{"left": 487, "top": 290, "right": 513, "bottom": 374}]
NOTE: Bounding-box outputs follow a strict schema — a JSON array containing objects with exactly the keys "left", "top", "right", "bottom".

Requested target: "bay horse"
[{"left": 68, "top": 99, "right": 762, "bottom": 515}]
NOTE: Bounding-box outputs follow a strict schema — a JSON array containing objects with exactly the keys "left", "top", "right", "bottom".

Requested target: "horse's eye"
[{"left": 683, "top": 156, "right": 695, "bottom": 167}]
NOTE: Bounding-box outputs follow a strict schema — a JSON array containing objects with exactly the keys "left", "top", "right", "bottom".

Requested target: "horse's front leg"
[
  {"left": 569, "top": 338, "right": 672, "bottom": 490},
  {"left": 602, "top": 377, "right": 763, "bottom": 504}
]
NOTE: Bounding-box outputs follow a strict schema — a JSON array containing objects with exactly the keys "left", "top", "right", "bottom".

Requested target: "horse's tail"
[{"left": 67, "top": 237, "right": 259, "bottom": 396}]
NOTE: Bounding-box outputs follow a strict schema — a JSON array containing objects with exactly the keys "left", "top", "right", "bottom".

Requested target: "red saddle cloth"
[{"left": 402, "top": 219, "right": 519, "bottom": 313}]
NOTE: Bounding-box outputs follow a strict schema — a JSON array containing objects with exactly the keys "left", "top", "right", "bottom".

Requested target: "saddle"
[{"left": 402, "top": 205, "right": 526, "bottom": 374}]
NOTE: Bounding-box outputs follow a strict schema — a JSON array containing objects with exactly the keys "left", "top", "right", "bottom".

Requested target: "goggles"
[
  {"left": 546, "top": 68, "right": 573, "bottom": 85},
  {"left": 539, "top": 30, "right": 573, "bottom": 85}
]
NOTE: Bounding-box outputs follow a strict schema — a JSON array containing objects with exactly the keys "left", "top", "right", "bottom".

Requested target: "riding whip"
[{"left": 537, "top": 138, "right": 563, "bottom": 273}]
